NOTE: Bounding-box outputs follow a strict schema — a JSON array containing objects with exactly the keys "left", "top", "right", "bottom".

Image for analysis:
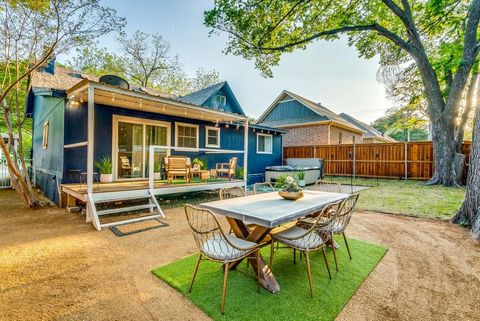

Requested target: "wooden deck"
[{"left": 61, "top": 179, "right": 245, "bottom": 205}]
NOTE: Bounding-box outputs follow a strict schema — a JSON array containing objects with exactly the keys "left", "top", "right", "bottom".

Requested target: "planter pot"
[
  {"left": 278, "top": 190, "right": 304, "bottom": 200},
  {"left": 298, "top": 180, "right": 306, "bottom": 187},
  {"left": 154, "top": 172, "right": 161, "bottom": 180},
  {"left": 100, "top": 173, "right": 113, "bottom": 183}
]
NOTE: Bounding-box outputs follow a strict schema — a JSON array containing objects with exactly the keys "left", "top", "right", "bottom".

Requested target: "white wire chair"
[
  {"left": 269, "top": 201, "right": 342, "bottom": 297},
  {"left": 184, "top": 204, "right": 261, "bottom": 314}
]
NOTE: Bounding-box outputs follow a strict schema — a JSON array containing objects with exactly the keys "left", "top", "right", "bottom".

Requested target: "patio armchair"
[
  {"left": 184, "top": 204, "right": 261, "bottom": 314},
  {"left": 269, "top": 201, "right": 342, "bottom": 297},
  {"left": 165, "top": 156, "right": 191, "bottom": 183},
  {"left": 312, "top": 180, "right": 342, "bottom": 193},
  {"left": 216, "top": 157, "right": 237, "bottom": 180}
]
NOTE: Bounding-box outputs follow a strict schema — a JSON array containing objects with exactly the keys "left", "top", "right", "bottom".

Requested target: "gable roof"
[
  {"left": 339, "top": 113, "right": 396, "bottom": 142},
  {"left": 256, "top": 90, "right": 363, "bottom": 133},
  {"left": 177, "top": 81, "right": 245, "bottom": 116}
]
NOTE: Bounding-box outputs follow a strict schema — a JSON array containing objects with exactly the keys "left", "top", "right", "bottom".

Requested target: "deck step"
[
  {"left": 97, "top": 204, "right": 156, "bottom": 216},
  {"left": 99, "top": 214, "right": 162, "bottom": 228},
  {"left": 92, "top": 190, "right": 151, "bottom": 203}
]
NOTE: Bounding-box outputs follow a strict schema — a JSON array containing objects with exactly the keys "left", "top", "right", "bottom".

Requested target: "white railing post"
[
  {"left": 149, "top": 145, "right": 154, "bottom": 190},
  {"left": 87, "top": 84, "right": 95, "bottom": 194},
  {"left": 243, "top": 120, "right": 249, "bottom": 190}
]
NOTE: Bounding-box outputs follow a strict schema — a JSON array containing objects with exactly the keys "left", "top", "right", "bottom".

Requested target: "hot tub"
[{"left": 265, "top": 158, "right": 324, "bottom": 185}]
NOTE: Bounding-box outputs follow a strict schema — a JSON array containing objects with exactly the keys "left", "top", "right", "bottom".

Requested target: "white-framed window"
[
  {"left": 216, "top": 95, "right": 226, "bottom": 105},
  {"left": 42, "top": 121, "right": 49, "bottom": 150},
  {"left": 175, "top": 122, "right": 199, "bottom": 148},
  {"left": 257, "top": 133, "right": 272, "bottom": 154},
  {"left": 205, "top": 126, "right": 220, "bottom": 148}
]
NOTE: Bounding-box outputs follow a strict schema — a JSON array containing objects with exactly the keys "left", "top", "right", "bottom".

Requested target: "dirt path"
[{"left": 0, "top": 189, "right": 479, "bottom": 321}]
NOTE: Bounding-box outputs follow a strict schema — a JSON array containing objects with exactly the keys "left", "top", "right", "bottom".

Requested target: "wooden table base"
[{"left": 227, "top": 218, "right": 281, "bottom": 294}]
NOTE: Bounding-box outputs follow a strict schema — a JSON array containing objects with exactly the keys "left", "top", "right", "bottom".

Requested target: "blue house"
[{"left": 27, "top": 65, "right": 284, "bottom": 230}]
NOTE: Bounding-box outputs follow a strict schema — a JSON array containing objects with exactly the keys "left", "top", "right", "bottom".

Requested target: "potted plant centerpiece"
[
  {"left": 297, "top": 171, "right": 306, "bottom": 187},
  {"left": 278, "top": 175, "right": 304, "bottom": 200},
  {"left": 95, "top": 156, "right": 113, "bottom": 183}
]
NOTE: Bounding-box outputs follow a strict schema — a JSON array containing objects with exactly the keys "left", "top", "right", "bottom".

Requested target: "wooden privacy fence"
[{"left": 283, "top": 141, "right": 472, "bottom": 180}]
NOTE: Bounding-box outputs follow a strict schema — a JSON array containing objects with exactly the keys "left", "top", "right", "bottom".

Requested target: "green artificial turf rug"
[{"left": 152, "top": 237, "right": 387, "bottom": 321}]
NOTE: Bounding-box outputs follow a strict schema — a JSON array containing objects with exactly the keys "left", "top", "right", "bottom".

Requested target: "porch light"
[
  {"left": 112, "top": 93, "right": 115, "bottom": 102},
  {"left": 184, "top": 108, "right": 187, "bottom": 116},
  {"left": 139, "top": 99, "right": 143, "bottom": 108},
  {"left": 200, "top": 112, "right": 204, "bottom": 119},
  {"left": 67, "top": 98, "right": 81, "bottom": 109},
  {"left": 162, "top": 104, "right": 166, "bottom": 112},
  {"left": 225, "top": 122, "right": 229, "bottom": 128},
  {"left": 236, "top": 123, "right": 240, "bottom": 130}
]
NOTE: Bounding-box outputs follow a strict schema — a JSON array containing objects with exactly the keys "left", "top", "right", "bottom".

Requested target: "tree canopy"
[
  {"left": 67, "top": 31, "right": 221, "bottom": 96},
  {"left": 205, "top": 0, "right": 480, "bottom": 187}
]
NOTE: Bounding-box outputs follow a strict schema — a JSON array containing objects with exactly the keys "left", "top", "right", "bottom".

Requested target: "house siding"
[
  {"left": 32, "top": 94, "right": 65, "bottom": 203},
  {"left": 259, "top": 100, "right": 327, "bottom": 128},
  {"left": 203, "top": 87, "right": 239, "bottom": 114}
]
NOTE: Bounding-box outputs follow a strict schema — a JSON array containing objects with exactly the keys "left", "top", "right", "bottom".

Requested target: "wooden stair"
[{"left": 86, "top": 189, "right": 164, "bottom": 230}]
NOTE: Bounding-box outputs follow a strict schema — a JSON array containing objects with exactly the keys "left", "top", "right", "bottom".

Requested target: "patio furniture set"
[
  {"left": 184, "top": 180, "right": 358, "bottom": 314},
  {"left": 165, "top": 156, "right": 238, "bottom": 183}
]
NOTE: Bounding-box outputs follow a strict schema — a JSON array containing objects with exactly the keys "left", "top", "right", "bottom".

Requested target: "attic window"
[
  {"left": 42, "top": 121, "right": 49, "bottom": 149},
  {"left": 216, "top": 95, "right": 226, "bottom": 105}
]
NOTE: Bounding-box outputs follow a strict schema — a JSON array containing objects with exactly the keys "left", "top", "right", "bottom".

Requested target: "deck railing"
[{"left": 148, "top": 145, "right": 246, "bottom": 190}]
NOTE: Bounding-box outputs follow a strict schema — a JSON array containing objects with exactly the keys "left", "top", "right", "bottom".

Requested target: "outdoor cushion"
[
  {"left": 201, "top": 234, "right": 256, "bottom": 262},
  {"left": 274, "top": 226, "right": 324, "bottom": 250}
]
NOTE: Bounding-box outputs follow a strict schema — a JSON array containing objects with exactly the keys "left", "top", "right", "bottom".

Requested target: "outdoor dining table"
[{"left": 200, "top": 190, "right": 349, "bottom": 293}]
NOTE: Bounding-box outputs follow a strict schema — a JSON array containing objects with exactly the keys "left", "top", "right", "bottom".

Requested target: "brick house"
[
  {"left": 339, "top": 113, "right": 396, "bottom": 143},
  {"left": 256, "top": 90, "right": 364, "bottom": 147}
]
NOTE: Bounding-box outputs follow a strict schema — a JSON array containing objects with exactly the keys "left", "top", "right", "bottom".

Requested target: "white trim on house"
[
  {"left": 112, "top": 115, "right": 171, "bottom": 181},
  {"left": 175, "top": 122, "right": 199, "bottom": 149},
  {"left": 205, "top": 126, "right": 221, "bottom": 148},
  {"left": 256, "top": 133, "right": 273, "bottom": 154}
]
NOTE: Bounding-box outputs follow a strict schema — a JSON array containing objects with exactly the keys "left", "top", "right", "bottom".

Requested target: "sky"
[{"left": 58, "top": 0, "right": 393, "bottom": 124}]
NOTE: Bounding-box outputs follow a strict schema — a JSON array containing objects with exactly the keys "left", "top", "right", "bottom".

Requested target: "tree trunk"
[
  {"left": 427, "top": 113, "right": 459, "bottom": 186},
  {"left": 452, "top": 108, "right": 480, "bottom": 240}
]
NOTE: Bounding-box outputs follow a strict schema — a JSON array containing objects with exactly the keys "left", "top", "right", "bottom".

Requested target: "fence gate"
[{"left": 0, "top": 158, "right": 12, "bottom": 189}]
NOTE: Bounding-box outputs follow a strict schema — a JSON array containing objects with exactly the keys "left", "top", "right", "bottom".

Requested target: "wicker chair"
[
  {"left": 253, "top": 182, "right": 274, "bottom": 194},
  {"left": 219, "top": 186, "right": 245, "bottom": 200},
  {"left": 269, "top": 201, "right": 342, "bottom": 297},
  {"left": 184, "top": 204, "right": 261, "bottom": 314},
  {"left": 312, "top": 180, "right": 342, "bottom": 193},
  {"left": 315, "top": 193, "right": 359, "bottom": 271}
]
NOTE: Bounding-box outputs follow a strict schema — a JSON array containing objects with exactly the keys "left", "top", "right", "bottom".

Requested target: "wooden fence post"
[
  {"left": 353, "top": 142, "right": 356, "bottom": 179},
  {"left": 404, "top": 142, "right": 408, "bottom": 180}
]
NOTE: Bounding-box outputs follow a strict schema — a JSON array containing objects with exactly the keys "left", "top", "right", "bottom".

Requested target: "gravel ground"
[{"left": 0, "top": 189, "right": 478, "bottom": 321}]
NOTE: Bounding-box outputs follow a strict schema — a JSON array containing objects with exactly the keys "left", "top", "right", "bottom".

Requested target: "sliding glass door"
[{"left": 114, "top": 116, "right": 169, "bottom": 180}]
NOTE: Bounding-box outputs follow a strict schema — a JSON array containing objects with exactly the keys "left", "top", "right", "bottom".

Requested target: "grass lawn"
[
  {"left": 324, "top": 176, "right": 465, "bottom": 220},
  {"left": 152, "top": 237, "right": 387, "bottom": 321}
]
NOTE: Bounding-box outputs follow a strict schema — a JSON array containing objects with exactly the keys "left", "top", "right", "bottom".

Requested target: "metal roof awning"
[{"left": 66, "top": 79, "right": 247, "bottom": 123}]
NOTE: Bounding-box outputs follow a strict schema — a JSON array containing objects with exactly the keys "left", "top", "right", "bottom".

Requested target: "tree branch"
[{"left": 246, "top": 23, "right": 414, "bottom": 54}]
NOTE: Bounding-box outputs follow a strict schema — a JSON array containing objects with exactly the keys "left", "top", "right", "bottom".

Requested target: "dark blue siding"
[
  {"left": 247, "top": 130, "right": 283, "bottom": 184},
  {"left": 203, "top": 87, "right": 243, "bottom": 115},
  {"left": 32, "top": 94, "right": 65, "bottom": 202},
  {"left": 259, "top": 100, "right": 326, "bottom": 127}
]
